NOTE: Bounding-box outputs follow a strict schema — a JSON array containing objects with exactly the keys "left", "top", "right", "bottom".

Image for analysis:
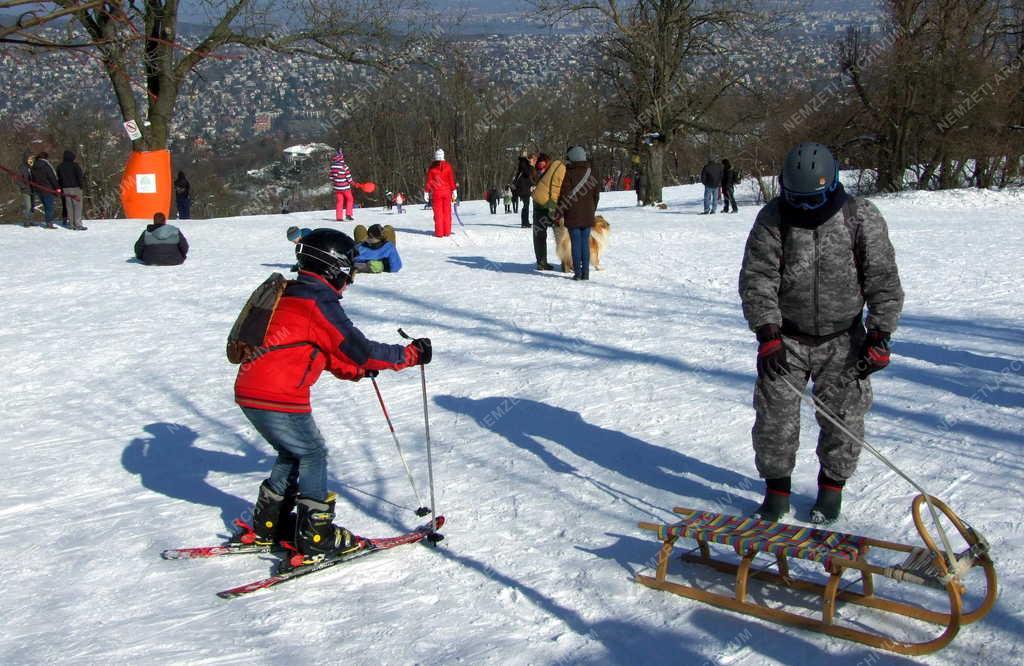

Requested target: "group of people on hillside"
[
  {"left": 512, "top": 147, "right": 601, "bottom": 280},
  {"left": 700, "top": 157, "right": 740, "bottom": 214},
  {"left": 16, "top": 149, "right": 86, "bottom": 229},
  {"left": 224, "top": 139, "right": 903, "bottom": 568}
]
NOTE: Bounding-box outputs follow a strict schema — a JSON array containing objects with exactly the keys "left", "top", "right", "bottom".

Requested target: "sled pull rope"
[{"left": 779, "top": 376, "right": 964, "bottom": 579}]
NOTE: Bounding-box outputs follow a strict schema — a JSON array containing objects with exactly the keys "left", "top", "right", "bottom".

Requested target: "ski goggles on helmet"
[{"left": 782, "top": 168, "right": 840, "bottom": 211}]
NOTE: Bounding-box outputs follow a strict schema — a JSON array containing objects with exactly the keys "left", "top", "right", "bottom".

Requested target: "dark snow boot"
[
  {"left": 754, "top": 490, "right": 790, "bottom": 522},
  {"left": 240, "top": 480, "right": 296, "bottom": 545},
  {"left": 294, "top": 494, "right": 362, "bottom": 562},
  {"left": 810, "top": 486, "right": 843, "bottom": 525},
  {"left": 753, "top": 477, "right": 791, "bottom": 522}
]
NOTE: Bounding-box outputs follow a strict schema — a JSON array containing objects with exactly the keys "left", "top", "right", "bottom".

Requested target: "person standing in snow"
[
  {"left": 330, "top": 147, "right": 356, "bottom": 222},
  {"left": 486, "top": 186, "right": 499, "bottom": 214},
  {"left": 700, "top": 157, "right": 724, "bottom": 214},
  {"left": 738, "top": 142, "right": 904, "bottom": 525},
  {"left": 394, "top": 191, "right": 405, "bottom": 214},
  {"left": 175, "top": 171, "right": 192, "bottom": 219},
  {"left": 631, "top": 155, "right": 645, "bottom": 207},
  {"left": 134, "top": 212, "right": 189, "bottom": 265},
  {"left": 425, "top": 149, "right": 456, "bottom": 237},
  {"left": 30, "top": 152, "right": 60, "bottom": 228},
  {"left": 512, "top": 151, "right": 535, "bottom": 227},
  {"left": 502, "top": 185, "right": 513, "bottom": 213},
  {"left": 57, "top": 150, "right": 86, "bottom": 230},
  {"left": 17, "top": 151, "right": 36, "bottom": 227},
  {"left": 234, "top": 228, "right": 430, "bottom": 560},
  {"left": 555, "top": 146, "right": 600, "bottom": 281},
  {"left": 531, "top": 152, "right": 565, "bottom": 271},
  {"left": 721, "top": 158, "right": 739, "bottom": 214}
]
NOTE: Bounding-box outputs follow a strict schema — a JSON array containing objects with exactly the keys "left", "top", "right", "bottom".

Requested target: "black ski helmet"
[
  {"left": 296, "top": 228, "right": 358, "bottom": 289},
  {"left": 780, "top": 142, "right": 839, "bottom": 210}
]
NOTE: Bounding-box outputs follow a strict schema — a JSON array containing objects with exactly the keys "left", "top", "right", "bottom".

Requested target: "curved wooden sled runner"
[{"left": 636, "top": 494, "right": 996, "bottom": 656}]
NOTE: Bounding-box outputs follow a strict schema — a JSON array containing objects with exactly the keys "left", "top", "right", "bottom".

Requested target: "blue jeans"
[
  {"left": 569, "top": 227, "right": 591, "bottom": 277},
  {"left": 40, "top": 193, "right": 56, "bottom": 223},
  {"left": 241, "top": 407, "right": 328, "bottom": 500},
  {"left": 703, "top": 186, "right": 719, "bottom": 213}
]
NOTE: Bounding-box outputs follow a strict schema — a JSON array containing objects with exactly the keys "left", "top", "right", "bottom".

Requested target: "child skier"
[
  {"left": 234, "top": 228, "right": 431, "bottom": 561},
  {"left": 738, "top": 142, "right": 903, "bottom": 524}
]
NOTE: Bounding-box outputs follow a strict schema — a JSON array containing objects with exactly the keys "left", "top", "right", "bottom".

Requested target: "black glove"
[
  {"left": 756, "top": 324, "right": 789, "bottom": 381},
  {"left": 858, "top": 330, "right": 891, "bottom": 379},
  {"left": 363, "top": 369, "right": 379, "bottom": 379},
  {"left": 410, "top": 338, "right": 432, "bottom": 365}
]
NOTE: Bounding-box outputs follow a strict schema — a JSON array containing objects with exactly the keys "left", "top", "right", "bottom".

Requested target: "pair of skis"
[{"left": 162, "top": 516, "right": 444, "bottom": 599}]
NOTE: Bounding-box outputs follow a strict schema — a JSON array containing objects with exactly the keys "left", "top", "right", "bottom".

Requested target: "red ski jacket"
[
  {"left": 425, "top": 161, "right": 456, "bottom": 196},
  {"left": 235, "top": 272, "right": 418, "bottom": 413}
]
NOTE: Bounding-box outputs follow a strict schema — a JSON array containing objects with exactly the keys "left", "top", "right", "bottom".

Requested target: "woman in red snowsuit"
[{"left": 425, "top": 149, "right": 456, "bottom": 237}]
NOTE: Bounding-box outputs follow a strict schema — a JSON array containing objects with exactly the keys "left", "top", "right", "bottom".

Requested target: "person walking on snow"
[
  {"left": 531, "top": 153, "right": 565, "bottom": 271},
  {"left": 425, "top": 149, "right": 456, "bottom": 237},
  {"left": 512, "top": 152, "right": 535, "bottom": 227},
  {"left": 235, "top": 228, "right": 431, "bottom": 560},
  {"left": 330, "top": 147, "right": 356, "bottom": 221},
  {"left": 738, "top": 142, "right": 903, "bottom": 525},
  {"left": 721, "top": 158, "right": 739, "bottom": 214}
]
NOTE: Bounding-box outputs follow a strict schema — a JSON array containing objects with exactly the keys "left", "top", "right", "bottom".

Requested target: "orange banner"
[{"left": 120, "top": 150, "right": 172, "bottom": 219}]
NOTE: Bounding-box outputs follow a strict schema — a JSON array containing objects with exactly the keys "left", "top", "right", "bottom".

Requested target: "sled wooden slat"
[{"left": 638, "top": 495, "right": 997, "bottom": 656}]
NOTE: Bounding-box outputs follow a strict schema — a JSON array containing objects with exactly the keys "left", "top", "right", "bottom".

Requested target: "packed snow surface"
[{"left": 1, "top": 183, "right": 1021, "bottom": 665}]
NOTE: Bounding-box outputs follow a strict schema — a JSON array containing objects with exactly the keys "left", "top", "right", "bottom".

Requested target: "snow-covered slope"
[{"left": 1, "top": 184, "right": 1021, "bottom": 665}]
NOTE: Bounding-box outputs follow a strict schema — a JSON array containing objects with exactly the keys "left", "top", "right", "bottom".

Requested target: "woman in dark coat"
[
  {"left": 721, "top": 158, "right": 738, "bottom": 213},
  {"left": 556, "top": 146, "right": 600, "bottom": 281}
]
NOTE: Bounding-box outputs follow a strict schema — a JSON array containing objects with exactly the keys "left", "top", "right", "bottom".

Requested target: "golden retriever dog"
[{"left": 555, "top": 215, "right": 610, "bottom": 273}]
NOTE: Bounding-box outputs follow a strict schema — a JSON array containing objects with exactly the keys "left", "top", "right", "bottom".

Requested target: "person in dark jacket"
[
  {"left": 57, "top": 150, "right": 86, "bottom": 230},
  {"left": 17, "top": 151, "right": 35, "bottom": 226},
  {"left": 174, "top": 171, "right": 191, "bottom": 219},
  {"left": 721, "top": 158, "right": 738, "bottom": 214},
  {"left": 134, "top": 212, "right": 189, "bottom": 265},
  {"left": 700, "top": 158, "right": 724, "bottom": 214},
  {"left": 30, "top": 152, "right": 60, "bottom": 228},
  {"left": 512, "top": 152, "right": 536, "bottom": 227},
  {"left": 233, "top": 228, "right": 430, "bottom": 560},
  {"left": 631, "top": 155, "right": 645, "bottom": 206},
  {"left": 738, "top": 142, "right": 903, "bottom": 525},
  {"left": 555, "top": 146, "right": 600, "bottom": 281},
  {"left": 485, "top": 186, "right": 499, "bottom": 214}
]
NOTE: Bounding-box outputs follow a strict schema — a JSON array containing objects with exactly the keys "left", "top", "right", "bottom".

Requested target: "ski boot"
[
  {"left": 810, "top": 485, "right": 843, "bottom": 525},
  {"left": 753, "top": 490, "right": 790, "bottom": 522},
  {"left": 236, "top": 480, "right": 296, "bottom": 546},
  {"left": 290, "top": 494, "right": 363, "bottom": 567}
]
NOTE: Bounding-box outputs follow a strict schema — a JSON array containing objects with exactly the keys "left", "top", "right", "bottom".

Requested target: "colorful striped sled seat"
[
  {"left": 655, "top": 510, "right": 867, "bottom": 569},
  {"left": 636, "top": 496, "right": 997, "bottom": 656}
]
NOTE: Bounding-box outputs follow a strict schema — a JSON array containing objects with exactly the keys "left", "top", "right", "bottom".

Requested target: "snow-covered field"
[{"left": 1, "top": 183, "right": 1021, "bottom": 665}]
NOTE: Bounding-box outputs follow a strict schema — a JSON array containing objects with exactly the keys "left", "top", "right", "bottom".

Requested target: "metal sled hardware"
[{"left": 636, "top": 495, "right": 997, "bottom": 656}]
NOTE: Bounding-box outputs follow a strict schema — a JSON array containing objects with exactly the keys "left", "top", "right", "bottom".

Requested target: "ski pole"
[
  {"left": 371, "top": 376, "right": 430, "bottom": 517},
  {"left": 399, "top": 327, "right": 443, "bottom": 543}
]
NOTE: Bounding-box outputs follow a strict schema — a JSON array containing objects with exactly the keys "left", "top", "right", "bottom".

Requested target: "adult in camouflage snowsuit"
[{"left": 738, "top": 142, "right": 903, "bottom": 524}]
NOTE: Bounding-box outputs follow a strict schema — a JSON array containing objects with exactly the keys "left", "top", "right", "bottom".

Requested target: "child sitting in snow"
[
  {"left": 287, "top": 226, "right": 311, "bottom": 271},
  {"left": 355, "top": 224, "right": 402, "bottom": 273}
]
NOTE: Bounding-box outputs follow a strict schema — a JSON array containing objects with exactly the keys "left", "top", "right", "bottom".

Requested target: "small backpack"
[{"left": 226, "top": 273, "right": 293, "bottom": 364}]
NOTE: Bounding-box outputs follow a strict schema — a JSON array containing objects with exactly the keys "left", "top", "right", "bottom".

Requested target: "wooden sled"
[{"left": 636, "top": 495, "right": 996, "bottom": 656}]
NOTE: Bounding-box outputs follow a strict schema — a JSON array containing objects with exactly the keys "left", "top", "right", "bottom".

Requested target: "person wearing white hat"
[{"left": 424, "top": 149, "right": 457, "bottom": 237}]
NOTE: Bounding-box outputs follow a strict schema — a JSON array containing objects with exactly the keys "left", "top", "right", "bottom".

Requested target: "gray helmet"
[
  {"left": 567, "top": 145, "right": 588, "bottom": 163},
  {"left": 780, "top": 142, "right": 838, "bottom": 209}
]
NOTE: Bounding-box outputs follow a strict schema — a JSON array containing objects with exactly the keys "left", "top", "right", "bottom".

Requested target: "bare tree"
[
  {"left": 535, "top": 0, "right": 779, "bottom": 204},
  {"left": 1, "top": 1, "right": 429, "bottom": 151}
]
